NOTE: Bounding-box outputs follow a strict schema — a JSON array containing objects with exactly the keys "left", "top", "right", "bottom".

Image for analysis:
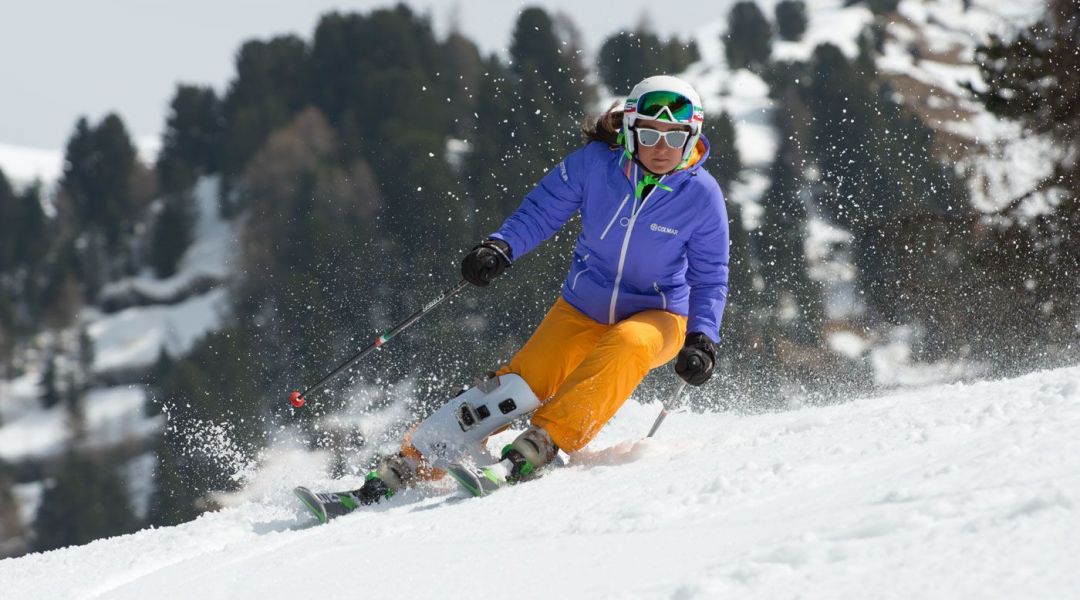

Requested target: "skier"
[{"left": 300, "top": 75, "right": 729, "bottom": 517}]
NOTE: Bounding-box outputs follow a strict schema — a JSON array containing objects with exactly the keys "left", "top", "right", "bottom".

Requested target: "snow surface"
[{"left": 2, "top": 366, "right": 1077, "bottom": 599}]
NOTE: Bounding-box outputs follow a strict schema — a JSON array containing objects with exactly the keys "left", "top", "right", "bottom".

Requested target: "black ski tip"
[{"left": 294, "top": 486, "right": 328, "bottom": 524}]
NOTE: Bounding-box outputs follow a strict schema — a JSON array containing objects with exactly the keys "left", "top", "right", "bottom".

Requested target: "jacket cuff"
[{"left": 487, "top": 233, "right": 516, "bottom": 262}]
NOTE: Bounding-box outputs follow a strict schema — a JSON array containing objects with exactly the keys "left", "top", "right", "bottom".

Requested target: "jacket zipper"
[
  {"left": 653, "top": 282, "right": 667, "bottom": 310},
  {"left": 608, "top": 172, "right": 665, "bottom": 323},
  {"left": 600, "top": 193, "right": 630, "bottom": 241}
]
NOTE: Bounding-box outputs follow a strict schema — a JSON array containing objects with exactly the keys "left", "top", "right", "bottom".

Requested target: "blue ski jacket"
[{"left": 490, "top": 135, "right": 730, "bottom": 343}]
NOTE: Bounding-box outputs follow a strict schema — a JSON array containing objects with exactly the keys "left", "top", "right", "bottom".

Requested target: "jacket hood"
[{"left": 681, "top": 133, "right": 711, "bottom": 173}]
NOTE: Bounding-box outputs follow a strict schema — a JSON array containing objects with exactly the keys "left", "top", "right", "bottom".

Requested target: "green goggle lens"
[{"left": 635, "top": 90, "right": 696, "bottom": 122}]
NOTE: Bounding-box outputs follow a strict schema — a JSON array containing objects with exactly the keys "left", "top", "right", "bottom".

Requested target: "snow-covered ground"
[
  {"left": 90, "top": 176, "right": 236, "bottom": 375},
  {"left": 2, "top": 365, "right": 1077, "bottom": 599},
  {"left": 98, "top": 178, "right": 235, "bottom": 306},
  {"left": 86, "top": 287, "right": 229, "bottom": 375}
]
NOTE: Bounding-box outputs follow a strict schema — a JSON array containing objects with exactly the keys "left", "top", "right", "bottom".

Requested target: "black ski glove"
[
  {"left": 675, "top": 332, "right": 716, "bottom": 386},
  {"left": 461, "top": 238, "right": 512, "bottom": 287}
]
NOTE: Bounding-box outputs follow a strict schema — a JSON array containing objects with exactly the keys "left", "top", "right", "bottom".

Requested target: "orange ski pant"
[{"left": 494, "top": 296, "right": 687, "bottom": 452}]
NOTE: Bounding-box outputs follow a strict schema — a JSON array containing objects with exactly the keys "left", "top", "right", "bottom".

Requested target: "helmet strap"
[{"left": 617, "top": 130, "right": 633, "bottom": 160}]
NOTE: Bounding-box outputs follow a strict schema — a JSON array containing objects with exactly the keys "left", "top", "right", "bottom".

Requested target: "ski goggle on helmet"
[
  {"left": 634, "top": 90, "right": 697, "bottom": 123},
  {"left": 622, "top": 75, "right": 705, "bottom": 165}
]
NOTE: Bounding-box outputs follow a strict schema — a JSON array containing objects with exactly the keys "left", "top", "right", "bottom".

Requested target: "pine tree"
[
  {"left": 713, "top": 199, "right": 783, "bottom": 408},
  {"left": 598, "top": 32, "right": 643, "bottom": 94},
  {"left": 60, "top": 114, "right": 139, "bottom": 250},
  {"left": 146, "top": 436, "right": 202, "bottom": 527},
  {"left": 799, "top": 43, "right": 969, "bottom": 325},
  {"left": 510, "top": 7, "right": 592, "bottom": 121},
  {"left": 307, "top": 5, "right": 461, "bottom": 285},
  {"left": 236, "top": 108, "right": 389, "bottom": 393},
  {"left": 220, "top": 34, "right": 310, "bottom": 213},
  {"left": 157, "top": 85, "right": 224, "bottom": 194},
  {"left": 775, "top": 0, "right": 808, "bottom": 42},
  {"left": 702, "top": 112, "right": 779, "bottom": 407},
  {"left": 760, "top": 88, "right": 824, "bottom": 344},
  {"left": 14, "top": 182, "right": 48, "bottom": 270},
  {"left": 64, "top": 372, "right": 85, "bottom": 441},
  {"left": 866, "top": 0, "right": 901, "bottom": 16},
  {"left": 598, "top": 30, "right": 701, "bottom": 95},
  {"left": 967, "top": 0, "right": 1080, "bottom": 356},
  {"left": 724, "top": 2, "right": 773, "bottom": 72},
  {"left": 440, "top": 32, "right": 485, "bottom": 139},
  {"left": 709, "top": 111, "right": 742, "bottom": 189},
  {"left": 661, "top": 37, "right": 700, "bottom": 74},
  {"left": 499, "top": 8, "right": 594, "bottom": 339},
  {"left": 150, "top": 191, "right": 196, "bottom": 278},
  {"left": 40, "top": 353, "right": 62, "bottom": 409},
  {"left": 33, "top": 453, "right": 137, "bottom": 552},
  {"left": 0, "top": 468, "right": 26, "bottom": 557},
  {"left": 463, "top": 58, "right": 520, "bottom": 238},
  {"left": 0, "top": 170, "right": 16, "bottom": 272},
  {"left": 78, "top": 325, "right": 94, "bottom": 376},
  {"left": 154, "top": 327, "right": 266, "bottom": 496}
]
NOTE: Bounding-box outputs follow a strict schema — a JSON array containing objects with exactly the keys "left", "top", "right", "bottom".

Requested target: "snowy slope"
[{"left": 2, "top": 366, "right": 1077, "bottom": 599}]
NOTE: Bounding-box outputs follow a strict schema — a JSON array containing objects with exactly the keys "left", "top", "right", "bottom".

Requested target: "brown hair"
[{"left": 581, "top": 102, "right": 624, "bottom": 147}]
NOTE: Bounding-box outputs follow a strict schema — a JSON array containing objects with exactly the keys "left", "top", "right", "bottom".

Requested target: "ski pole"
[
  {"left": 646, "top": 380, "right": 688, "bottom": 438},
  {"left": 289, "top": 279, "right": 471, "bottom": 408}
]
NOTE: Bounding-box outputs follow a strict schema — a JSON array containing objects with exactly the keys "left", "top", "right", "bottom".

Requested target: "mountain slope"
[{"left": 2, "top": 366, "right": 1077, "bottom": 599}]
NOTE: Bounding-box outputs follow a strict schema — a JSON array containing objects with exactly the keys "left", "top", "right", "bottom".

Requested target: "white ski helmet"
[{"left": 622, "top": 75, "right": 705, "bottom": 165}]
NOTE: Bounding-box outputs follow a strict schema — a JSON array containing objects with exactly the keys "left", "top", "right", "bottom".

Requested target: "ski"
[
  {"left": 293, "top": 486, "right": 366, "bottom": 524},
  {"left": 446, "top": 462, "right": 509, "bottom": 498},
  {"left": 447, "top": 453, "right": 565, "bottom": 498}
]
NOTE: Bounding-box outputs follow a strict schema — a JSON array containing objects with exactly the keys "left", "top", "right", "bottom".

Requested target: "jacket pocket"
[
  {"left": 572, "top": 254, "right": 591, "bottom": 291},
  {"left": 600, "top": 193, "right": 631, "bottom": 241},
  {"left": 653, "top": 281, "right": 667, "bottom": 310}
]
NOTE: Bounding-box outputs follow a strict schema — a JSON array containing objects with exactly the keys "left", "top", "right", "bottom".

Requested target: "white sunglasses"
[{"left": 635, "top": 127, "right": 690, "bottom": 148}]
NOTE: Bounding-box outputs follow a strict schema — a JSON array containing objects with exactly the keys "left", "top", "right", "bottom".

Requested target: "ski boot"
[
  {"left": 295, "top": 453, "right": 418, "bottom": 524},
  {"left": 448, "top": 426, "right": 559, "bottom": 497}
]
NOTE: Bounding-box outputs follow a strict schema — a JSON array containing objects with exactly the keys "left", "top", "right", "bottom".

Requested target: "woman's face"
[{"left": 635, "top": 119, "right": 691, "bottom": 175}]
